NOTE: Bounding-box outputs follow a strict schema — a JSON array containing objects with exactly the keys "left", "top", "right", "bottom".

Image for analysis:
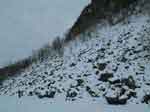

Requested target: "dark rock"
[
  {"left": 93, "top": 65, "right": 97, "bottom": 69},
  {"left": 121, "top": 76, "right": 136, "bottom": 89},
  {"left": 87, "top": 59, "right": 93, "bottom": 63},
  {"left": 145, "top": 82, "right": 150, "bottom": 86},
  {"left": 125, "top": 66, "right": 129, "bottom": 69},
  {"left": 0, "top": 82, "right": 2, "bottom": 87},
  {"left": 28, "top": 91, "right": 33, "bottom": 96},
  {"left": 120, "top": 57, "right": 128, "bottom": 62},
  {"left": 108, "top": 51, "right": 114, "bottom": 55},
  {"left": 105, "top": 84, "right": 137, "bottom": 105},
  {"left": 112, "top": 66, "right": 118, "bottom": 72},
  {"left": 120, "top": 88, "right": 126, "bottom": 96},
  {"left": 76, "top": 79, "right": 84, "bottom": 87},
  {"left": 83, "top": 73, "right": 91, "bottom": 77},
  {"left": 49, "top": 71, "right": 54, "bottom": 76},
  {"left": 127, "top": 90, "right": 137, "bottom": 99},
  {"left": 95, "top": 70, "right": 99, "bottom": 75},
  {"left": 44, "top": 71, "right": 48, "bottom": 75},
  {"left": 38, "top": 91, "right": 56, "bottom": 99},
  {"left": 100, "top": 48, "right": 106, "bottom": 52},
  {"left": 28, "top": 82, "right": 32, "bottom": 86},
  {"left": 109, "top": 78, "right": 121, "bottom": 84},
  {"left": 97, "top": 63, "right": 107, "bottom": 71},
  {"left": 92, "top": 0, "right": 137, "bottom": 12},
  {"left": 65, "top": 0, "right": 138, "bottom": 41},
  {"left": 66, "top": 90, "right": 78, "bottom": 98},
  {"left": 142, "top": 94, "right": 150, "bottom": 104},
  {"left": 105, "top": 87, "right": 128, "bottom": 105},
  {"left": 105, "top": 96, "right": 128, "bottom": 105},
  {"left": 99, "top": 73, "right": 113, "bottom": 82},
  {"left": 86, "top": 86, "right": 99, "bottom": 97},
  {"left": 70, "top": 63, "right": 76, "bottom": 67},
  {"left": 18, "top": 90, "right": 24, "bottom": 98}
]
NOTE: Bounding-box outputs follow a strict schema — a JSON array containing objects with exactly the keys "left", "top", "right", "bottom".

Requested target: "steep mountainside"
[
  {"left": 0, "top": 0, "right": 90, "bottom": 67},
  {"left": 66, "top": 0, "right": 138, "bottom": 41},
  {"left": 0, "top": 1, "right": 150, "bottom": 105}
]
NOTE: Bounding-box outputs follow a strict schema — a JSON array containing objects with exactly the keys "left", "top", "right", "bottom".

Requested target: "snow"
[
  {"left": 0, "top": 0, "right": 90, "bottom": 67},
  {"left": 0, "top": 1, "right": 150, "bottom": 111},
  {"left": 0, "top": 96, "right": 149, "bottom": 112},
  {"left": 1, "top": 12, "right": 150, "bottom": 104}
]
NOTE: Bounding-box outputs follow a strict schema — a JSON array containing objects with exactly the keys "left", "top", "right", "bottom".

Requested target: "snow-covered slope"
[
  {"left": 0, "top": 0, "right": 90, "bottom": 67},
  {"left": 0, "top": 9, "right": 150, "bottom": 106},
  {"left": 0, "top": 1, "right": 150, "bottom": 111}
]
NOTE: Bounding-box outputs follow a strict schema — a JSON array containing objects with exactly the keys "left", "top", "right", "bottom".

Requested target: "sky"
[
  {"left": 0, "top": 96, "right": 149, "bottom": 112},
  {"left": 0, "top": 0, "right": 90, "bottom": 67}
]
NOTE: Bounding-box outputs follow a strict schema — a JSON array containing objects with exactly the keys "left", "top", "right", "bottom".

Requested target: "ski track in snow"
[{"left": 0, "top": 10, "right": 150, "bottom": 107}]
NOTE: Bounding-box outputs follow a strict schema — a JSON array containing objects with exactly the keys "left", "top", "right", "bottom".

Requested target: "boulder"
[
  {"left": 142, "top": 94, "right": 150, "bottom": 104},
  {"left": 105, "top": 85, "right": 137, "bottom": 105},
  {"left": 105, "top": 95, "right": 128, "bottom": 105},
  {"left": 37, "top": 91, "right": 56, "bottom": 99},
  {"left": 121, "top": 76, "right": 136, "bottom": 89},
  {"left": 99, "top": 73, "right": 113, "bottom": 82},
  {"left": 86, "top": 86, "right": 99, "bottom": 97}
]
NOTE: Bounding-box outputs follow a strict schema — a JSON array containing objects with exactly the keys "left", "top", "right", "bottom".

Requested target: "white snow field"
[
  {"left": 0, "top": 96, "right": 149, "bottom": 112},
  {"left": 0, "top": 1, "right": 150, "bottom": 112},
  {"left": 0, "top": 10, "right": 150, "bottom": 104},
  {"left": 0, "top": 0, "right": 90, "bottom": 67}
]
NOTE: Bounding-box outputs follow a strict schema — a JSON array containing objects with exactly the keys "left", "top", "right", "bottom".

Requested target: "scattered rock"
[
  {"left": 127, "top": 90, "right": 137, "bottom": 99},
  {"left": 18, "top": 90, "right": 24, "bottom": 98},
  {"left": 105, "top": 87, "right": 128, "bottom": 105},
  {"left": 76, "top": 79, "right": 84, "bottom": 87},
  {"left": 38, "top": 91, "right": 56, "bottom": 99},
  {"left": 105, "top": 95, "right": 128, "bottom": 105},
  {"left": 97, "top": 63, "right": 107, "bottom": 71},
  {"left": 99, "top": 48, "right": 105, "bottom": 52},
  {"left": 44, "top": 71, "right": 48, "bottom": 75},
  {"left": 49, "top": 71, "right": 54, "bottom": 76},
  {"left": 121, "top": 76, "right": 136, "bottom": 89},
  {"left": 145, "top": 82, "right": 150, "bottom": 86},
  {"left": 28, "top": 82, "right": 32, "bottom": 86},
  {"left": 66, "top": 90, "right": 78, "bottom": 98},
  {"left": 93, "top": 65, "right": 97, "bottom": 69},
  {"left": 108, "top": 77, "right": 121, "bottom": 84},
  {"left": 120, "top": 57, "right": 128, "bottom": 62},
  {"left": 95, "top": 70, "right": 99, "bottom": 75},
  {"left": 70, "top": 63, "right": 76, "bottom": 67},
  {"left": 86, "top": 86, "right": 99, "bottom": 97},
  {"left": 142, "top": 94, "right": 150, "bottom": 104},
  {"left": 105, "top": 84, "right": 137, "bottom": 105},
  {"left": 87, "top": 59, "right": 93, "bottom": 63},
  {"left": 99, "top": 73, "right": 113, "bottom": 82},
  {"left": 28, "top": 91, "right": 33, "bottom": 96},
  {"left": 83, "top": 73, "right": 91, "bottom": 77},
  {"left": 125, "top": 66, "right": 129, "bottom": 69}
]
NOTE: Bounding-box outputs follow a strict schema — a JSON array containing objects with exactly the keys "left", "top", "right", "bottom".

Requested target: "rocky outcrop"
[
  {"left": 92, "top": 0, "right": 137, "bottom": 12},
  {"left": 65, "top": 0, "right": 138, "bottom": 42}
]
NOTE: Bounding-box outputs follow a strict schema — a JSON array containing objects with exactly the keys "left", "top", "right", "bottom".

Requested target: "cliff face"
[
  {"left": 92, "top": 0, "right": 137, "bottom": 11},
  {"left": 65, "top": 0, "right": 138, "bottom": 42}
]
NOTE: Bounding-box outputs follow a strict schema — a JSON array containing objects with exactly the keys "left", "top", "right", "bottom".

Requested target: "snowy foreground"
[
  {"left": 0, "top": 4, "right": 150, "bottom": 112},
  {"left": 0, "top": 0, "right": 90, "bottom": 67},
  {"left": 0, "top": 96, "right": 149, "bottom": 112}
]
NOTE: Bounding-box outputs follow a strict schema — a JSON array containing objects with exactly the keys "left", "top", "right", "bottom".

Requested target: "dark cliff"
[{"left": 65, "top": 0, "right": 138, "bottom": 42}]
